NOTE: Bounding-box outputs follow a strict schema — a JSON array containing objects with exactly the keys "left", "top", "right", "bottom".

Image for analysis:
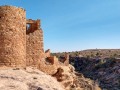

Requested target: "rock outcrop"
[
  {"left": 53, "top": 65, "right": 101, "bottom": 90},
  {"left": 0, "top": 67, "right": 64, "bottom": 90},
  {"left": 0, "top": 66, "right": 102, "bottom": 90}
]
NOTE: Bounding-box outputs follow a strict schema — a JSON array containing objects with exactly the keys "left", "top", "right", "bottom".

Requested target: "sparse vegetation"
[{"left": 52, "top": 49, "right": 120, "bottom": 90}]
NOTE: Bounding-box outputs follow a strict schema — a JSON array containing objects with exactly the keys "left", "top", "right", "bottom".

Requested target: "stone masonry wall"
[
  {"left": 0, "top": 5, "right": 69, "bottom": 71},
  {"left": 26, "top": 19, "right": 44, "bottom": 67},
  {"left": 0, "top": 6, "right": 26, "bottom": 67},
  {"left": 64, "top": 53, "right": 69, "bottom": 66},
  {"left": 45, "top": 49, "right": 50, "bottom": 58}
]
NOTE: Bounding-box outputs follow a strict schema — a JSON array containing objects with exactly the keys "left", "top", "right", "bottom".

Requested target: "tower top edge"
[{"left": 0, "top": 5, "right": 26, "bottom": 11}]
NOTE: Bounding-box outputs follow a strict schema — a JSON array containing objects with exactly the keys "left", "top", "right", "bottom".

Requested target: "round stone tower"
[{"left": 0, "top": 6, "right": 26, "bottom": 67}]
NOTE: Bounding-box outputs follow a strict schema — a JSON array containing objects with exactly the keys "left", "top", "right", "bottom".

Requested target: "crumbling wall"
[
  {"left": 64, "top": 53, "right": 69, "bottom": 66},
  {"left": 59, "top": 53, "right": 69, "bottom": 66},
  {"left": 0, "top": 6, "right": 26, "bottom": 67},
  {"left": 38, "top": 59, "right": 59, "bottom": 75},
  {"left": 45, "top": 49, "right": 50, "bottom": 58},
  {"left": 46, "top": 56, "right": 59, "bottom": 65},
  {"left": 26, "top": 19, "right": 44, "bottom": 66},
  {"left": 0, "top": 5, "right": 69, "bottom": 73}
]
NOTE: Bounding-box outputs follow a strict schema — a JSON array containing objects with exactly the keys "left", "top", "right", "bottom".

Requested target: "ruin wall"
[
  {"left": 26, "top": 19, "right": 44, "bottom": 66},
  {"left": 0, "top": 6, "right": 26, "bottom": 67},
  {"left": 0, "top": 5, "right": 69, "bottom": 71}
]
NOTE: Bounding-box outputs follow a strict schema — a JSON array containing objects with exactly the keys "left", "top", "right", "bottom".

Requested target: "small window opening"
[{"left": 27, "top": 24, "right": 31, "bottom": 31}]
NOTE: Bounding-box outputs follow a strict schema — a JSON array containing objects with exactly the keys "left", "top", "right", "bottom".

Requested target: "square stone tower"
[{"left": 26, "top": 19, "right": 44, "bottom": 67}]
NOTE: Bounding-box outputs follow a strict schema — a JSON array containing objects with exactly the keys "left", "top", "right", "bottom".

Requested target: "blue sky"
[{"left": 0, "top": 0, "right": 120, "bottom": 52}]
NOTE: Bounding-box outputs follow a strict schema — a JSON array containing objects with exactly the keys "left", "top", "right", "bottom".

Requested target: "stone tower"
[
  {"left": 26, "top": 19, "right": 44, "bottom": 67},
  {"left": 0, "top": 6, "right": 26, "bottom": 67}
]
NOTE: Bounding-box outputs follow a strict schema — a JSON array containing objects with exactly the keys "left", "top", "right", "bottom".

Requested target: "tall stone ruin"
[
  {"left": 0, "top": 5, "right": 69, "bottom": 73},
  {"left": 26, "top": 19, "right": 44, "bottom": 67},
  {"left": 0, "top": 5, "right": 44, "bottom": 67},
  {"left": 0, "top": 6, "right": 26, "bottom": 67}
]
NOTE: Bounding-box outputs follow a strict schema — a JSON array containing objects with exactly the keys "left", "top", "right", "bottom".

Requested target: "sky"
[{"left": 0, "top": 0, "right": 120, "bottom": 52}]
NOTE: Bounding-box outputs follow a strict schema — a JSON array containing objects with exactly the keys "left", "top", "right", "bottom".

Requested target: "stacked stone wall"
[
  {"left": 0, "top": 6, "right": 26, "bottom": 67},
  {"left": 45, "top": 49, "right": 50, "bottom": 58},
  {"left": 26, "top": 20, "right": 44, "bottom": 66},
  {"left": 38, "top": 59, "right": 59, "bottom": 75},
  {"left": 64, "top": 53, "right": 69, "bottom": 66},
  {"left": 0, "top": 5, "right": 69, "bottom": 72}
]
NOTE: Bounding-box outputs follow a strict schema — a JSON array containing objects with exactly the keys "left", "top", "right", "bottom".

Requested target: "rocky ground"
[
  {"left": 53, "top": 65, "right": 101, "bottom": 90},
  {"left": 53, "top": 49, "right": 120, "bottom": 90},
  {"left": 0, "top": 67, "right": 64, "bottom": 90},
  {"left": 0, "top": 66, "right": 101, "bottom": 90}
]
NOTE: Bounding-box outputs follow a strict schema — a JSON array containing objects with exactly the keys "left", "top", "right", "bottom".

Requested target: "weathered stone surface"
[
  {"left": 64, "top": 53, "right": 69, "bottom": 66},
  {"left": 38, "top": 58, "right": 59, "bottom": 75},
  {"left": 0, "top": 67, "right": 64, "bottom": 90},
  {"left": 0, "top": 6, "right": 44, "bottom": 68},
  {"left": 26, "top": 20, "right": 44, "bottom": 67},
  {"left": 0, "top": 6, "right": 26, "bottom": 67},
  {"left": 45, "top": 49, "right": 50, "bottom": 58},
  {"left": 52, "top": 65, "right": 101, "bottom": 90},
  {"left": 0, "top": 5, "right": 70, "bottom": 71}
]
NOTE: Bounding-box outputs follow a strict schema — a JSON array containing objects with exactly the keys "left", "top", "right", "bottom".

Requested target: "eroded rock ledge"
[{"left": 0, "top": 67, "right": 101, "bottom": 90}]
